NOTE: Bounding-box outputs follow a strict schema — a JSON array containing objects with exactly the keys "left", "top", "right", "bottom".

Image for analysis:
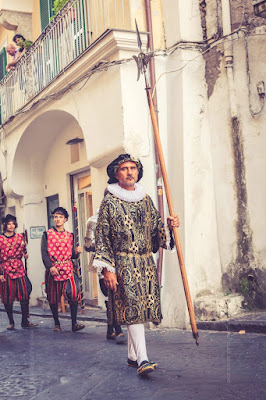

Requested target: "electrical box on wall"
[{"left": 253, "top": 0, "right": 266, "bottom": 18}]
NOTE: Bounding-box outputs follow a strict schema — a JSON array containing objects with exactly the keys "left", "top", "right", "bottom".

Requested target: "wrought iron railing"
[{"left": 0, "top": 0, "right": 132, "bottom": 124}]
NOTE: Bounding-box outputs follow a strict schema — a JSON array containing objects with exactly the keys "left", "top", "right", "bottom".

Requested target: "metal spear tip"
[{"left": 135, "top": 19, "right": 142, "bottom": 52}]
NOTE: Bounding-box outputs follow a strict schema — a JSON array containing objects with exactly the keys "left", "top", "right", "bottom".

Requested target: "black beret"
[
  {"left": 52, "top": 207, "right": 69, "bottom": 220},
  {"left": 3, "top": 214, "right": 17, "bottom": 224},
  {"left": 107, "top": 154, "right": 143, "bottom": 184}
]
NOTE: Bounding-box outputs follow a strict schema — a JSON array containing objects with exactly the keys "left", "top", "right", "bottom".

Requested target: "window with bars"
[{"left": 0, "top": 48, "right": 7, "bottom": 81}]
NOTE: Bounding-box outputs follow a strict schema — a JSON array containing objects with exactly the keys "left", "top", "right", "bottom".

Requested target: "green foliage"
[
  {"left": 16, "top": 38, "right": 32, "bottom": 51},
  {"left": 240, "top": 278, "right": 249, "bottom": 295},
  {"left": 52, "top": 0, "right": 69, "bottom": 15},
  {"left": 50, "top": 0, "right": 69, "bottom": 20}
]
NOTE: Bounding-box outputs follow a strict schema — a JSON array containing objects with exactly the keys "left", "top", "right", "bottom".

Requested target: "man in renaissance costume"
[
  {"left": 93, "top": 154, "right": 179, "bottom": 376},
  {"left": 0, "top": 214, "right": 37, "bottom": 330},
  {"left": 41, "top": 207, "right": 85, "bottom": 332}
]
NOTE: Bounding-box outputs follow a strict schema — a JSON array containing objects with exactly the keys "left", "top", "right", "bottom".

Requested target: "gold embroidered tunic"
[{"left": 94, "top": 188, "right": 167, "bottom": 325}]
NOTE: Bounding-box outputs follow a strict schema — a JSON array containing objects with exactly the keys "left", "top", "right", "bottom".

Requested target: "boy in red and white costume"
[
  {"left": 0, "top": 214, "right": 37, "bottom": 330},
  {"left": 41, "top": 207, "right": 84, "bottom": 332}
]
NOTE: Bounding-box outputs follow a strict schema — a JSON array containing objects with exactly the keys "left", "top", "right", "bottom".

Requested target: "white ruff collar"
[{"left": 108, "top": 183, "right": 146, "bottom": 202}]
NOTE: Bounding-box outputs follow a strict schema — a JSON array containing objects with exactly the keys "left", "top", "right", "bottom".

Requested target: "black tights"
[
  {"left": 4, "top": 303, "right": 14, "bottom": 325},
  {"left": 50, "top": 300, "right": 78, "bottom": 327},
  {"left": 4, "top": 300, "right": 29, "bottom": 325}
]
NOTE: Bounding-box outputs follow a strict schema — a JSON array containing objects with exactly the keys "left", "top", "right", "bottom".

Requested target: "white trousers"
[{"left": 127, "top": 323, "right": 148, "bottom": 366}]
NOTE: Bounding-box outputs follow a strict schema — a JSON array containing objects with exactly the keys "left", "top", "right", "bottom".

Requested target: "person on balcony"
[
  {"left": 13, "top": 34, "right": 32, "bottom": 54},
  {"left": 0, "top": 214, "right": 37, "bottom": 330},
  {"left": 5, "top": 44, "right": 22, "bottom": 72},
  {"left": 93, "top": 154, "right": 179, "bottom": 376},
  {"left": 41, "top": 207, "right": 85, "bottom": 333}
]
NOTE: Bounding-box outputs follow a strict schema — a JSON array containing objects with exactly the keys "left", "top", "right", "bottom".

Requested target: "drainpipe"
[
  {"left": 221, "top": 0, "right": 237, "bottom": 118},
  {"left": 144, "top": 0, "right": 165, "bottom": 285}
]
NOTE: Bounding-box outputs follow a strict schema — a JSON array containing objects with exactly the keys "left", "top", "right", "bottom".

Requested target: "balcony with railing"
[{"left": 0, "top": 0, "right": 136, "bottom": 124}]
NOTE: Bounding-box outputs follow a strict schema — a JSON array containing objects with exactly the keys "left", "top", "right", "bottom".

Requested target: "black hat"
[
  {"left": 52, "top": 207, "right": 69, "bottom": 220},
  {"left": 107, "top": 154, "right": 143, "bottom": 184},
  {"left": 3, "top": 214, "right": 17, "bottom": 224}
]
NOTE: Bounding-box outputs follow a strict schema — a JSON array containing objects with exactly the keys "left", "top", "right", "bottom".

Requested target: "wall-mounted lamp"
[
  {"left": 253, "top": 0, "right": 266, "bottom": 18},
  {"left": 65, "top": 137, "right": 84, "bottom": 163},
  {"left": 65, "top": 137, "right": 84, "bottom": 145}
]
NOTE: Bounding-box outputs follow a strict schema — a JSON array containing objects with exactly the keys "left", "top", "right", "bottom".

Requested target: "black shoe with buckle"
[
  {"left": 137, "top": 361, "right": 156, "bottom": 376},
  {"left": 127, "top": 359, "right": 158, "bottom": 369}
]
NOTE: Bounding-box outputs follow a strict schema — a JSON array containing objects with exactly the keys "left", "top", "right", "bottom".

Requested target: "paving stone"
[{"left": 0, "top": 311, "right": 265, "bottom": 400}]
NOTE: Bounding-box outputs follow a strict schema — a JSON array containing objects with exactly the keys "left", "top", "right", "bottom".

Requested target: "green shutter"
[
  {"left": 40, "top": 0, "right": 55, "bottom": 31},
  {"left": 0, "top": 48, "right": 7, "bottom": 81},
  {"left": 0, "top": 47, "right": 7, "bottom": 125}
]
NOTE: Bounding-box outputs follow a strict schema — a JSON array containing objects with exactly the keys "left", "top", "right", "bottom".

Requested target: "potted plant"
[
  {"left": 51, "top": 0, "right": 75, "bottom": 21},
  {"left": 16, "top": 38, "right": 32, "bottom": 52}
]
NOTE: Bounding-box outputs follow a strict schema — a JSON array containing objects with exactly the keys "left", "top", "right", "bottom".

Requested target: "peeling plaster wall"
[
  {"left": 201, "top": 0, "right": 266, "bottom": 308},
  {"left": 160, "top": 0, "right": 222, "bottom": 326},
  {"left": 0, "top": 10, "right": 32, "bottom": 41},
  {"left": 160, "top": 0, "right": 266, "bottom": 316}
]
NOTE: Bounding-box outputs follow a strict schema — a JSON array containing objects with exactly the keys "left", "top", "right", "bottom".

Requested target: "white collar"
[{"left": 108, "top": 183, "right": 146, "bottom": 202}]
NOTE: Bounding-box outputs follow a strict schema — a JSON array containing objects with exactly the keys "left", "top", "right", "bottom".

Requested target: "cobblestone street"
[{"left": 0, "top": 310, "right": 265, "bottom": 400}]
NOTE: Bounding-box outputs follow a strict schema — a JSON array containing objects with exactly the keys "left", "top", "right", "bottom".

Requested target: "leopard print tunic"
[{"left": 94, "top": 192, "right": 167, "bottom": 325}]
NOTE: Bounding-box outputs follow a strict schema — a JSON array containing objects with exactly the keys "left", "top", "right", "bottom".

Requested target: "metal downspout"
[
  {"left": 144, "top": 0, "right": 165, "bottom": 285},
  {"left": 221, "top": 0, "right": 238, "bottom": 118}
]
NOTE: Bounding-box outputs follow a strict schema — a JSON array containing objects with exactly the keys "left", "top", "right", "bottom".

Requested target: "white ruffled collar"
[{"left": 108, "top": 183, "right": 146, "bottom": 202}]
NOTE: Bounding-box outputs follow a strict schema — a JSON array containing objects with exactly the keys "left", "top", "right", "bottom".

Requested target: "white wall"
[
  {"left": 0, "top": 0, "right": 33, "bottom": 13},
  {"left": 161, "top": 0, "right": 202, "bottom": 47}
]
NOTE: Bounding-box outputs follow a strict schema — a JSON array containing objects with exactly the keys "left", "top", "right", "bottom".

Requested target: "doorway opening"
[{"left": 71, "top": 170, "right": 98, "bottom": 305}]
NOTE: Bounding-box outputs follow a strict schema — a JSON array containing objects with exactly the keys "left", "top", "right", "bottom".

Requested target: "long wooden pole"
[
  {"left": 72, "top": 204, "right": 86, "bottom": 314},
  {"left": 146, "top": 89, "right": 199, "bottom": 345},
  {"left": 144, "top": 0, "right": 165, "bottom": 286},
  {"left": 22, "top": 229, "right": 28, "bottom": 273},
  {"left": 70, "top": 174, "right": 86, "bottom": 314}
]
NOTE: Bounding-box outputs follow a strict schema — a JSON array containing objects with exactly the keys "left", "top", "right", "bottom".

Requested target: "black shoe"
[
  {"left": 127, "top": 358, "right": 138, "bottom": 368},
  {"left": 53, "top": 325, "right": 61, "bottom": 332},
  {"left": 21, "top": 321, "right": 38, "bottom": 328},
  {"left": 115, "top": 333, "right": 126, "bottom": 344},
  {"left": 72, "top": 323, "right": 85, "bottom": 332},
  {"left": 106, "top": 332, "right": 116, "bottom": 340},
  {"left": 127, "top": 359, "right": 157, "bottom": 368},
  {"left": 137, "top": 361, "right": 156, "bottom": 376}
]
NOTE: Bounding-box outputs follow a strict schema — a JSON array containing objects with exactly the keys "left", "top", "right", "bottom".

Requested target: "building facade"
[{"left": 0, "top": 0, "right": 265, "bottom": 328}]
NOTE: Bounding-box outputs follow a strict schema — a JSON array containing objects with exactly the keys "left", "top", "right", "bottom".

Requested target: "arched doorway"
[{"left": 11, "top": 110, "right": 97, "bottom": 305}]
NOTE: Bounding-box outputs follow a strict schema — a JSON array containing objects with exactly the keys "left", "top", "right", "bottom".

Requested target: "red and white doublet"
[
  {"left": 0, "top": 233, "right": 31, "bottom": 304},
  {"left": 0, "top": 233, "right": 26, "bottom": 279},
  {"left": 47, "top": 229, "right": 74, "bottom": 281}
]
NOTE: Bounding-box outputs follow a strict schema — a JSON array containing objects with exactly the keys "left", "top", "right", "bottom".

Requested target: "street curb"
[
  {"left": 1, "top": 308, "right": 266, "bottom": 333},
  {"left": 0, "top": 308, "right": 106, "bottom": 324},
  {"left": 197, "top": 321, "right": 266, "bottom": 334}
]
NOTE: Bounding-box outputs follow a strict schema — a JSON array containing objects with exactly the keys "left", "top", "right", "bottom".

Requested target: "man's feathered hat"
[{"left": 107, "top": 153, "right": 143, "bottom": 184}]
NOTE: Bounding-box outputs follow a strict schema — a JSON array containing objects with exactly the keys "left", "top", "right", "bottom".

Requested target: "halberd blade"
[{"left": 135, "top": 19, "right": 142, "bottom": 52}]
